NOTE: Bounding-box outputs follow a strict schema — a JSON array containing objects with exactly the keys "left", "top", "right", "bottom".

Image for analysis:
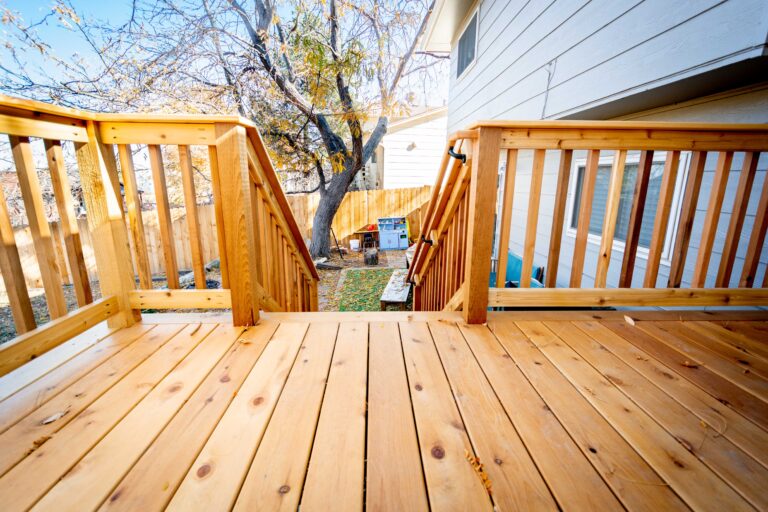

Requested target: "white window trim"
[
  {"left": 564, "top": 151, "right": 690, "bottom": 267},
  {"left": 455, "top": 8, "right": 479, "bottom": 81}
]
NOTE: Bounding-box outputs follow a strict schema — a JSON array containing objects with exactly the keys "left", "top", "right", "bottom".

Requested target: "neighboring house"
[
  {"left": 351, "top": 107, "right": 448, "bottom": 190},
  {"left": 422, "top": 0, "right": 768, "bottom": 289}
]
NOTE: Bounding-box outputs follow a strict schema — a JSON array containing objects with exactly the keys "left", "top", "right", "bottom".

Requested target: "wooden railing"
[
  {"left": 409, "top": 121, "right": 768, "bottom": 323},
  {"left": 0, "top": 94, "right": 317, "bottom": 366}
]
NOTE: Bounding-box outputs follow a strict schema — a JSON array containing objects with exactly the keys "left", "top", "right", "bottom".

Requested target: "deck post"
[
  {"left": 214, "top": 123, "right": 261, "bottom": 325},
  {"left": 75, "top": 121, "right": 139, "bottom": 328},
  {"left": 462, "top": 127, "right": 502, "bottom": 324}
]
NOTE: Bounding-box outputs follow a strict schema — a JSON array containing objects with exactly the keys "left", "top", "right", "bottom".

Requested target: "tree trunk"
[{"left": 309, "top": 174, "right": 349, "bottom": 259}]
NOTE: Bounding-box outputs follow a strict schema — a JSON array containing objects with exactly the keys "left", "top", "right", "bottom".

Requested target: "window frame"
[
  {"left": 455, "top": 8, "right": 479, "bottom": 81},
  {"left": 564, "top": 151, "right": 690, "bottom": 267}
]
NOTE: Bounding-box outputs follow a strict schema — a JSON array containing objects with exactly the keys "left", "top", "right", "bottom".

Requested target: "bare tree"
[{"left": 0, "top": 0, "right": 445, "bottom": 257}]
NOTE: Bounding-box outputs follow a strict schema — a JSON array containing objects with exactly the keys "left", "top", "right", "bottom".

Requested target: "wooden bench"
[{"left": 380, "top": 269, "right": 411, "bottom": 310}]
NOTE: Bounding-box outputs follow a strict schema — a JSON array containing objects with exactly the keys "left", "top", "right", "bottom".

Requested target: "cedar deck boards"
[{"left": 0, "top": 311, "right": 767, "bottom": 511}]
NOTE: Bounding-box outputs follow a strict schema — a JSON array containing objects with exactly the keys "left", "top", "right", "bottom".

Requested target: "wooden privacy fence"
[
  {"left": 3, "top": 186, "right": 431, "bottom": 292},
  {"left": 408, "top": 121, "right": 768, "bottom": 323},
  {"left": 0, "top": 94, "right": 318, "bottom": 355},
  {"left": 286, "top": 185, "right": 432, "bottom": 243}
]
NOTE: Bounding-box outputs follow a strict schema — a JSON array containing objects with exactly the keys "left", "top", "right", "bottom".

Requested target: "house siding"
[
  {"left": 382, "top": 115, "right": 448, "bottom": 189},
  {"left": 447, "top": 0, "right": 768, "bottom": 132}
]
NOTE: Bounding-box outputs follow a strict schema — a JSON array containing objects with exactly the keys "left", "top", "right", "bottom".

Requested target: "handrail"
[
  {"left": 0, "top": 94, "right": 318, "bottom": 341},
  {"left": 413, "top": 121, "right": 768, "bottom": 323}
]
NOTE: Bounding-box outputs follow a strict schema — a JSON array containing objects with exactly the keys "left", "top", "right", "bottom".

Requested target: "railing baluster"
[
  {"left": 496, "top": 149, "right": 517, "bottom": 288},
  {"left": 178, "top": 145, "right": 207, "bottom": 289},
  {"left": 118, "top": 144, "right": 152, "bottom": 289},
  {"left": 521, "top": 149, "right": 546, "bottom": 288},
  {"left": 740, "top": 166, "right": 768, "bottom": 288},
  {"left": 595, "top": 150, "right": 628, "bottom": 288},
  {"left": 45, "top": 139, "right": 93, "bottom": 306},
  {"left": 620, "top": 150, "right": 654, "bottom": 288},
  {"left": 692, "top": 151, "right": 733, "bottom": 287},
  {"left": 717, "top": 151, "right": 759, "bottom": 287},
  {"left": 667, "top": 151, "right": 706, "bottom": 288},
  {"left": 644, "top": 150, "right": 681, "bottom": 288},
  {"left": 570, "top": 149, "right": 600, "bottom": 288},
  {"left": 9, "top": 135, "right": 68, "bottom": 318},
  {"left": 207, "top": 145, "right": 229, "bottom": 289},
  {"left": 545, "top": 149, "right": 573, "bottom": 288},
  {"left": 148, "top": 145, "right": 180, "bottom": 289},
  {"left": 0, "top": 182, "right": 36, "bottom": 332}
]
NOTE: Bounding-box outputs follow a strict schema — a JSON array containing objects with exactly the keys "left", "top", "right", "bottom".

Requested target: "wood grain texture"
[
  {"left": 0, "top": 180, "right": 35, "bottom": 333},
  {"left": 214, "top": 124, "right": 260, "bottom": 325},
  {"left": 399, "top": 321, "right": 493, "bottom": 511},
  {"left": 365, "top": 321, "right": 428, "bottom": 512},
  {"left": 301, "top": 322, "right": 368, "bottom": 511},
  {"left": 740, "top": 164, "right": 768, "bottom": 288},
  {"left": 496, "top": 149, "right": 517, "bottom": 288},
  {"left": 667, "top": 150, "right": 706, "bottom": 288},
  {"left": 117, "top": 144, "right": 152, "bottom": 289},
  {"left": 717, "top": 151, "right": 759, "bottom": 287},
  {"left": 44, "top": 139, "right": 92, "bottom": 306},
  {"left": 644, "top": 150, "right": 680, "bottom": 288},
  {"left": 570, "top": 149, "right": 600, "bottom": 288},
  {"left": 521, "top": 149, "right": 546, "bottom": 288},
  {"left": 10, "top": 135, "right": 68, "bottom": 318},
  {"left": 546, "top": 149, "right": 573, "bottom": 288},
  {"left": 75, "top": 121, "right": 138, "bottom": 328},
  {"left": 693, "top": 151, "right": 734, "bottom": 287},
  {"left": 462, "top": 128, "right": 501, "bottom": 323},
  {"left": 148, "top": 144, "right": 179, "bottom": 289},
  {"left": 595, "top": 149, "right": 627, "bottom": 287},
  {"left": 0, "top": 296, "right": 118, "bottom": 377}
]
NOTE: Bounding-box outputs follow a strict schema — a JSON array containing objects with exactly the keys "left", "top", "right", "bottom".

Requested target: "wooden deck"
[{"left": 0, "top": 310, "right": 767, "bottom": 511}]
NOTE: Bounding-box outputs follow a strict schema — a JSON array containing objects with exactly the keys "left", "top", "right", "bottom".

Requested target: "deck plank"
[
  {"left": 232, "top": 322, "right": 337, "bottom": 511},
  {"left": 301, "top": 322, "right": 368, "bottom": 511},
  {"left": 686, "top": 321, "right": 768, "bottom": 362},
  {"left": 0, "top": 324, "right": 151, "bottom": 434},
  {"left": 606, "top": 321, "right": 768, "bottom": 429},
  {"left": 638, "top": 322, "right": 768, "bottom": 401},
  {"left": 549, "top": 321, "right": 768, "bottom": 510},
  {"left": 34, "top": 324, "right": 240, "bottom": 511},
  {"left": 658, "top": 321, "right": 768, "bottom": 379},
  {"left": 0, "top": 324, "right": 181, "bottom": 475},
  {"left": 365, "top": 321, "right": 429, "bottom": 512},
  {"left": 0, "top": 313, "right": 766, "bottom": 511},
  {"left": 0, "top": 322, "right": 116, "bottom": 402},
  {"left": 0, "top": 323, "right": 211, "bottom": 511},
  {"left": 459, "top": 322, "right": 622, "bottom": 510},
  {"left": 487, "top": 317, "right": 687, "bottom": 512},
  {"left": 168, "top": 322, "right": 308, "bottom": 511},
  {"left": 522, "top": 321, "right": 753, "bottom": 512},
  {"left": 100, "top": 323, "right": 280, "bottom": 512},
  {"left": 429, "top": 319, "right": 557, "bottom": 511},
  {"left": 399, "top": 321, "right": 494, "bottom": 511},
  {"left": 576, "top": 321, "right": 768, "bottom": 469}
]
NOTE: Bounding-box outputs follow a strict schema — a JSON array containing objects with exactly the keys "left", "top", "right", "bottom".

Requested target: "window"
[
  {"left": 456, "top": 12, "right": 477, "bottom": 78},
  {"left": 570, "top": 160, "right": 668, "bottom": 249}
]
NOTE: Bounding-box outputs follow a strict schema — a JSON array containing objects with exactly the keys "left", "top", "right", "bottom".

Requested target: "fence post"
[
  {"left": 75, "top": 121, "right": 138, "bottom": 328},
  {"left": 214, "top": 123, "right": 261, "bottom": 325},
  {"left": 462, "top": 127, "right": 502, "bottom": 324}
]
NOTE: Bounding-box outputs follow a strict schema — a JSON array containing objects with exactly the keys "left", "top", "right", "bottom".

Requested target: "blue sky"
[{"left": 2, "top": 0, "right": 133, "bottom": 69}]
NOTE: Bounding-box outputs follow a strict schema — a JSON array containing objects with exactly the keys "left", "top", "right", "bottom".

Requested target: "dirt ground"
[{"left": 0, "top": 250, "right": 409, "bottom": 344}]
